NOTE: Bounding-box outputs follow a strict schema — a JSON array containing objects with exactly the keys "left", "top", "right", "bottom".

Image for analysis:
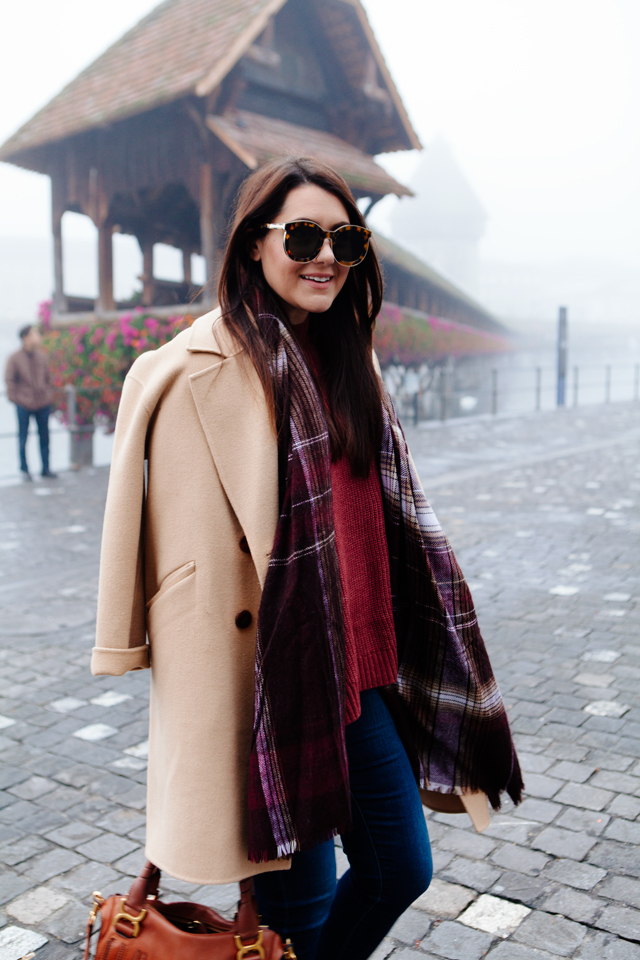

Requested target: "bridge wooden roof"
[{"left": 0, "top": 0, "right": 419, "bottom": 164}]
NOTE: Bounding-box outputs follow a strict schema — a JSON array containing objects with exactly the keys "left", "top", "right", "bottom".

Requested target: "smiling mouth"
[{"left": 300, "top": 275, "right": 332, "bottom": 285}]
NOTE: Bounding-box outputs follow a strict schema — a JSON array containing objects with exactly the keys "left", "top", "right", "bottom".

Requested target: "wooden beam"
[
  {"left": 182, "top": 249, "right": 192, "bottom": 286},
  {"left": 200, "top": 163, "right": 216, "bottom": 306},
  {"left": 97, "top": 223, "right": 114, "bottom": 313},
  {"left": 141, "top": 242, "right": 154, "bottom": 306},
  {"left": 51, "top": 173, "right": 66, "bottom": 314}
]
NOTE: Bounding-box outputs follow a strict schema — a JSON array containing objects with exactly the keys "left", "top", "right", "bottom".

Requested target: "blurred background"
[{"left": 1, "top": 0, "right": 639, "bottom": 475}]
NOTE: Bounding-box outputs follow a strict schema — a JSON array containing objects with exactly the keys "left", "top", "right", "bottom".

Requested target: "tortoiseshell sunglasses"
[{"left": 262, "top": 220, "right": 371, "bottom": 267}]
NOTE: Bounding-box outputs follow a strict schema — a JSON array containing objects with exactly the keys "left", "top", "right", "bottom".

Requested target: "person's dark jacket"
[{"left": 5, "top": 348, "right": 53, "bottom": 411}]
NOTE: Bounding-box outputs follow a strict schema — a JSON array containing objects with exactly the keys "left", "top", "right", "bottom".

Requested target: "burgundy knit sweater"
[{"left": 295, "top": 321, "right": 398, "bottom": 724}]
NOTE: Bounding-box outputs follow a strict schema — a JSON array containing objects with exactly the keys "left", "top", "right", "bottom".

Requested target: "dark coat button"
[
  {"left": 239, "top": 536, "right": 250, "bottom": 554},
  {"left": 235, "top": 610, "right": 253, "bottom": 629}
]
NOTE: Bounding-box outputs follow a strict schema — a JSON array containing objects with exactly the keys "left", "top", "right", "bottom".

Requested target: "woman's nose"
[{"left": 315, "top": 237, "right": 335, "bottom": 263}]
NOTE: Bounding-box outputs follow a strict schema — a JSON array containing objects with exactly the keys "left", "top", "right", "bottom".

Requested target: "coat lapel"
[{"left": 187, "top": 312, "right": 278, "bottom": 588}]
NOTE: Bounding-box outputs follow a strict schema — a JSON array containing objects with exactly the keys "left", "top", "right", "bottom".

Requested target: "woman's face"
[{"left": 250, "top": 183, "right": 351, "bottom": 325}]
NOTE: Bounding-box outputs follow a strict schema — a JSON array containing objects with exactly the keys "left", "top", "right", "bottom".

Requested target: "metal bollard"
[{"left": 491, "top": 369, "right": 498, "bottom": 415}]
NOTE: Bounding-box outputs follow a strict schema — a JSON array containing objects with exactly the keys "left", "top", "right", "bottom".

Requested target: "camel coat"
[{"left": 92, "top": 308, "right": 489, "bottom": 885}]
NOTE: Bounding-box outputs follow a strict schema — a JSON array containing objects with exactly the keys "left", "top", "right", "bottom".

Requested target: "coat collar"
[
  {"left": 186, "top": 307, "right": 243, "bottom": 358},
  {"left": 187, "top": 310, "right": 278, "bottom": 588}
]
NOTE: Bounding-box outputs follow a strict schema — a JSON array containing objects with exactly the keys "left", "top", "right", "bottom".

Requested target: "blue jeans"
[
  {"left": 17, "top": 404, "right": 51, "bottom": 474},
  {"left": 254, "top": 689, "right": 433, "bottom": 960}
]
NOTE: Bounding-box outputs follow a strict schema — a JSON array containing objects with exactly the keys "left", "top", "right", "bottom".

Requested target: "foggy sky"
[{"left": 1, "top": 0, "right": 639, "bottom": 267}]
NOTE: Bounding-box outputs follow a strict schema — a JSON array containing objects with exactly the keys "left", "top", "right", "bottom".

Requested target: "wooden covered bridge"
[{"left": 0, "top": 0, "right": 501, "bottom": 336}]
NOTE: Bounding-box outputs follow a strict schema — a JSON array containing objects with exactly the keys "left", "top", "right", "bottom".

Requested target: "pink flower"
[{"left": 145, "top": 318, "right": 159, "bottom": 334}]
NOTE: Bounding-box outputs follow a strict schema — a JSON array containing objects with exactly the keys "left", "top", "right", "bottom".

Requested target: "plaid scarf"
[{"left": 248, "top": 316, "right": 522, "bottom": 863}]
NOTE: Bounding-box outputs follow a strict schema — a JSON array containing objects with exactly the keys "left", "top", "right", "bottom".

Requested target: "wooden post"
[
  {"left": 183, "top": 249, "right": 192, "bottom": 286},
  {"left": 141, "top": 242, "right": 154, "bottom": 306},
  {"left": 200, "top": 163, "right": 216, "bottom": 307},
  {"left": 51, "top": 174, "right": 66, "bottom": 314},
  {"left": 97, "top": 222, "right": 115, "bottom": 313}
]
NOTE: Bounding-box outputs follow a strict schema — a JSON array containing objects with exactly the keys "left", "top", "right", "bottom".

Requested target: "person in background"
[{"left": 4, "top": 325, "right": 57, "bottom": 480}]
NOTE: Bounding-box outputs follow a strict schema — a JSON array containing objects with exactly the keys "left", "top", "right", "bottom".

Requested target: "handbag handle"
[{"left": 125, "top": 861, "right": 260, "bottom": 939}]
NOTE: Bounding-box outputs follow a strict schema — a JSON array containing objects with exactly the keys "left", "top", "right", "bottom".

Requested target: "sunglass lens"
[
  {"left": 286, "top": 222, "right": 323, "bottom": 262},
  {"left": 332, "top": 227, "right": 369, "bottom": 266}
]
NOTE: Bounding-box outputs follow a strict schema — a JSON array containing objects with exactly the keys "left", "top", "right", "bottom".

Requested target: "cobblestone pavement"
[{"left": 1, "top": 401, "right": 640, "bottom": 960}]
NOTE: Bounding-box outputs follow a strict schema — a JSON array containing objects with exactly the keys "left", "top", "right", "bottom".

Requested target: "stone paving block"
[
  {"left": 540, "top": 887, "right": 604, "bottom": 924},
  {"left": 596, "top": 875, "right": 640, "bottom": 910},
  {"left": 546, "top": 761, "right": 596, "bottom": 783},
  {"left": 43, "top": 898, "right": 88, "bottom": 943},
  {"left": 195, "top": 882, "right": 245, "bottom": 916},
  {"left": 484, "top": 819, "right": 540, "bottom": 845},
  {"left": 520, "top": 775, "right": 563, "bottom": 800},
  {"left": 0, "top": 799, "right": 39, "bottom": 823},
  {"left": 486, "top": 943, "right": 558, "bottom": 959},
  {"left": 586, "top": 751, "right": 633, "bottom": 772},
  {"left": 491, "top": 871, "right": 554, "bottom": 908},
  {"left": 458, "top": 894, "right": 530, "bottom": 938},
  {"left": 514, "top": 911, "right": 587, "bottom": 956},
  {"left": 385, "top": 950, "right": 428, "bottom": 960},
  {"left": 531, "top": 827, "right": 597, "bottom": 861},
  {"left": 94, "top": 807, "right": 146, "bottom": 836},
  {"left": 0, "top": 767, "right": 29, "bottom": 791},
  {"left": 608, "top": 795, "right": 640, "bottom": 820},
  {"left": 491, "top": 845, "right": 549, "bottom": 877},
  {"left": 6, "top": 886, "right": 69, "bottom": 923},
  {"left": 8, "top": 776, "right": 57, "bottom": 801},
  {"left": 576, "top": 930, "right": 640, "bottom": 959},
  {"left": 110, "top": 847, "right": 147, "bottom": 877},
  {"left": 596, "top": 904, "right": 640, "bottom": 941},
  {"left": 442, "top": 857, "right": 502, "bottom": 893},
  {"left": 436, "top": 827, "right": 496, "bottom": 859},
  {"left": 0, "top": 925, "right": 48, "bottom": 960},
  {"left": 76, "top": 832, "right": 139, "bottom": 863},
  {"left": 544, "top": 859, "right": 607, "bottom": 890},
  {"left": 0, "top": 834, "right": 50, "bottom": 866},
  {"left": 555, "top": 807, "right": 609, "bottom": 835},
  {"left": 49, "top": 860, "right": 121, "bottom": 898},
  {"left": 22, "top": 848, "right": 85, "bottom": 882},
  {"left": 515, "top": 799, "right": 562, "bottom": 824},
  {"left": 388, "top": 907, "right": 431, "bottom": 945},
  {"left": 0, "top": 871, "right": 35, "bottom": 905},
  {"left": 554, "top": 782, "right": 614, "bottom": 810},
  {"left": 413, "top": 879, "right": 476, "bottom": 918},
  {"left": 518, "top": 753, "right": 553, "bottom": 774},
  {"left": 431, "top": 849, "right": 454, "bottom": 873},
  {"left": 591, "top": 771, "right": 639, "bottom": 795},
  {"left": 422, "top": 919, "right": 494, "bottom": 960},
  {"left": 37, "top": 785, "right": 86, "bottom": 812},
  {"left": 605, "top": 819, "right": 640, "bottom": 845},
  {"left": 35, "top": 941, "right": 78, "bottom": 960},
  {"left": 589, "top": 841, "right": 640, "bottom": 878},
  {"left": 44, "top": 822, "right": 102, "bottom": 849},
  {"left": 544, "top": 743, "right": 588, "bottom": 762}
]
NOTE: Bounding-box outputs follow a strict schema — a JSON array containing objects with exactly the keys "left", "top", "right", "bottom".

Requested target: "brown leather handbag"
[{"left": 84, "top": 861, "right": 296, "bottom": 960}]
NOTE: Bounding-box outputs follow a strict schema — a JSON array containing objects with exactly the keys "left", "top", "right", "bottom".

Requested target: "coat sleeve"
[
  {"left": 91, "top": 373, "right": 151, "bottom": 676},
  {"left": 5, "top": 355, "right": 18, "bottom": 405}
]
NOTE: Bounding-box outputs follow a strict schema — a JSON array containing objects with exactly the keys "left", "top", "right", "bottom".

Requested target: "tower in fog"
[{"left": 390, "top": 138, "right": 487, "bottom": 297}]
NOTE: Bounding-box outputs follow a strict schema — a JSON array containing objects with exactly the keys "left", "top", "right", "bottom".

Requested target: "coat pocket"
[{"left": 146, "top": 560, "right": 196, "bottom": 611}]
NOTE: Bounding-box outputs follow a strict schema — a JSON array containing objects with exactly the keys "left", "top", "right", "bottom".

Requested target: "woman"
[{"left": 92, "top": 158, "right": 522, "bottom": 960}]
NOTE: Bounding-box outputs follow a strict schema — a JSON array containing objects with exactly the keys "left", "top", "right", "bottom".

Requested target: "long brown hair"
[{"left": 218, "top": 157, "right": 384, "bottom": 477}]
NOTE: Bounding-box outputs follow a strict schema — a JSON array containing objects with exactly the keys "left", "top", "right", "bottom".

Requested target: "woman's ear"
[{"left": 249, "top": 237, "right": 263, "bottom": 262}]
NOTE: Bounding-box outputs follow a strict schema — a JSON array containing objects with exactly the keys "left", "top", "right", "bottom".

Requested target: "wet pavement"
[{"left": 1, "top": 401, "right": 640, "bottom": 960}]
